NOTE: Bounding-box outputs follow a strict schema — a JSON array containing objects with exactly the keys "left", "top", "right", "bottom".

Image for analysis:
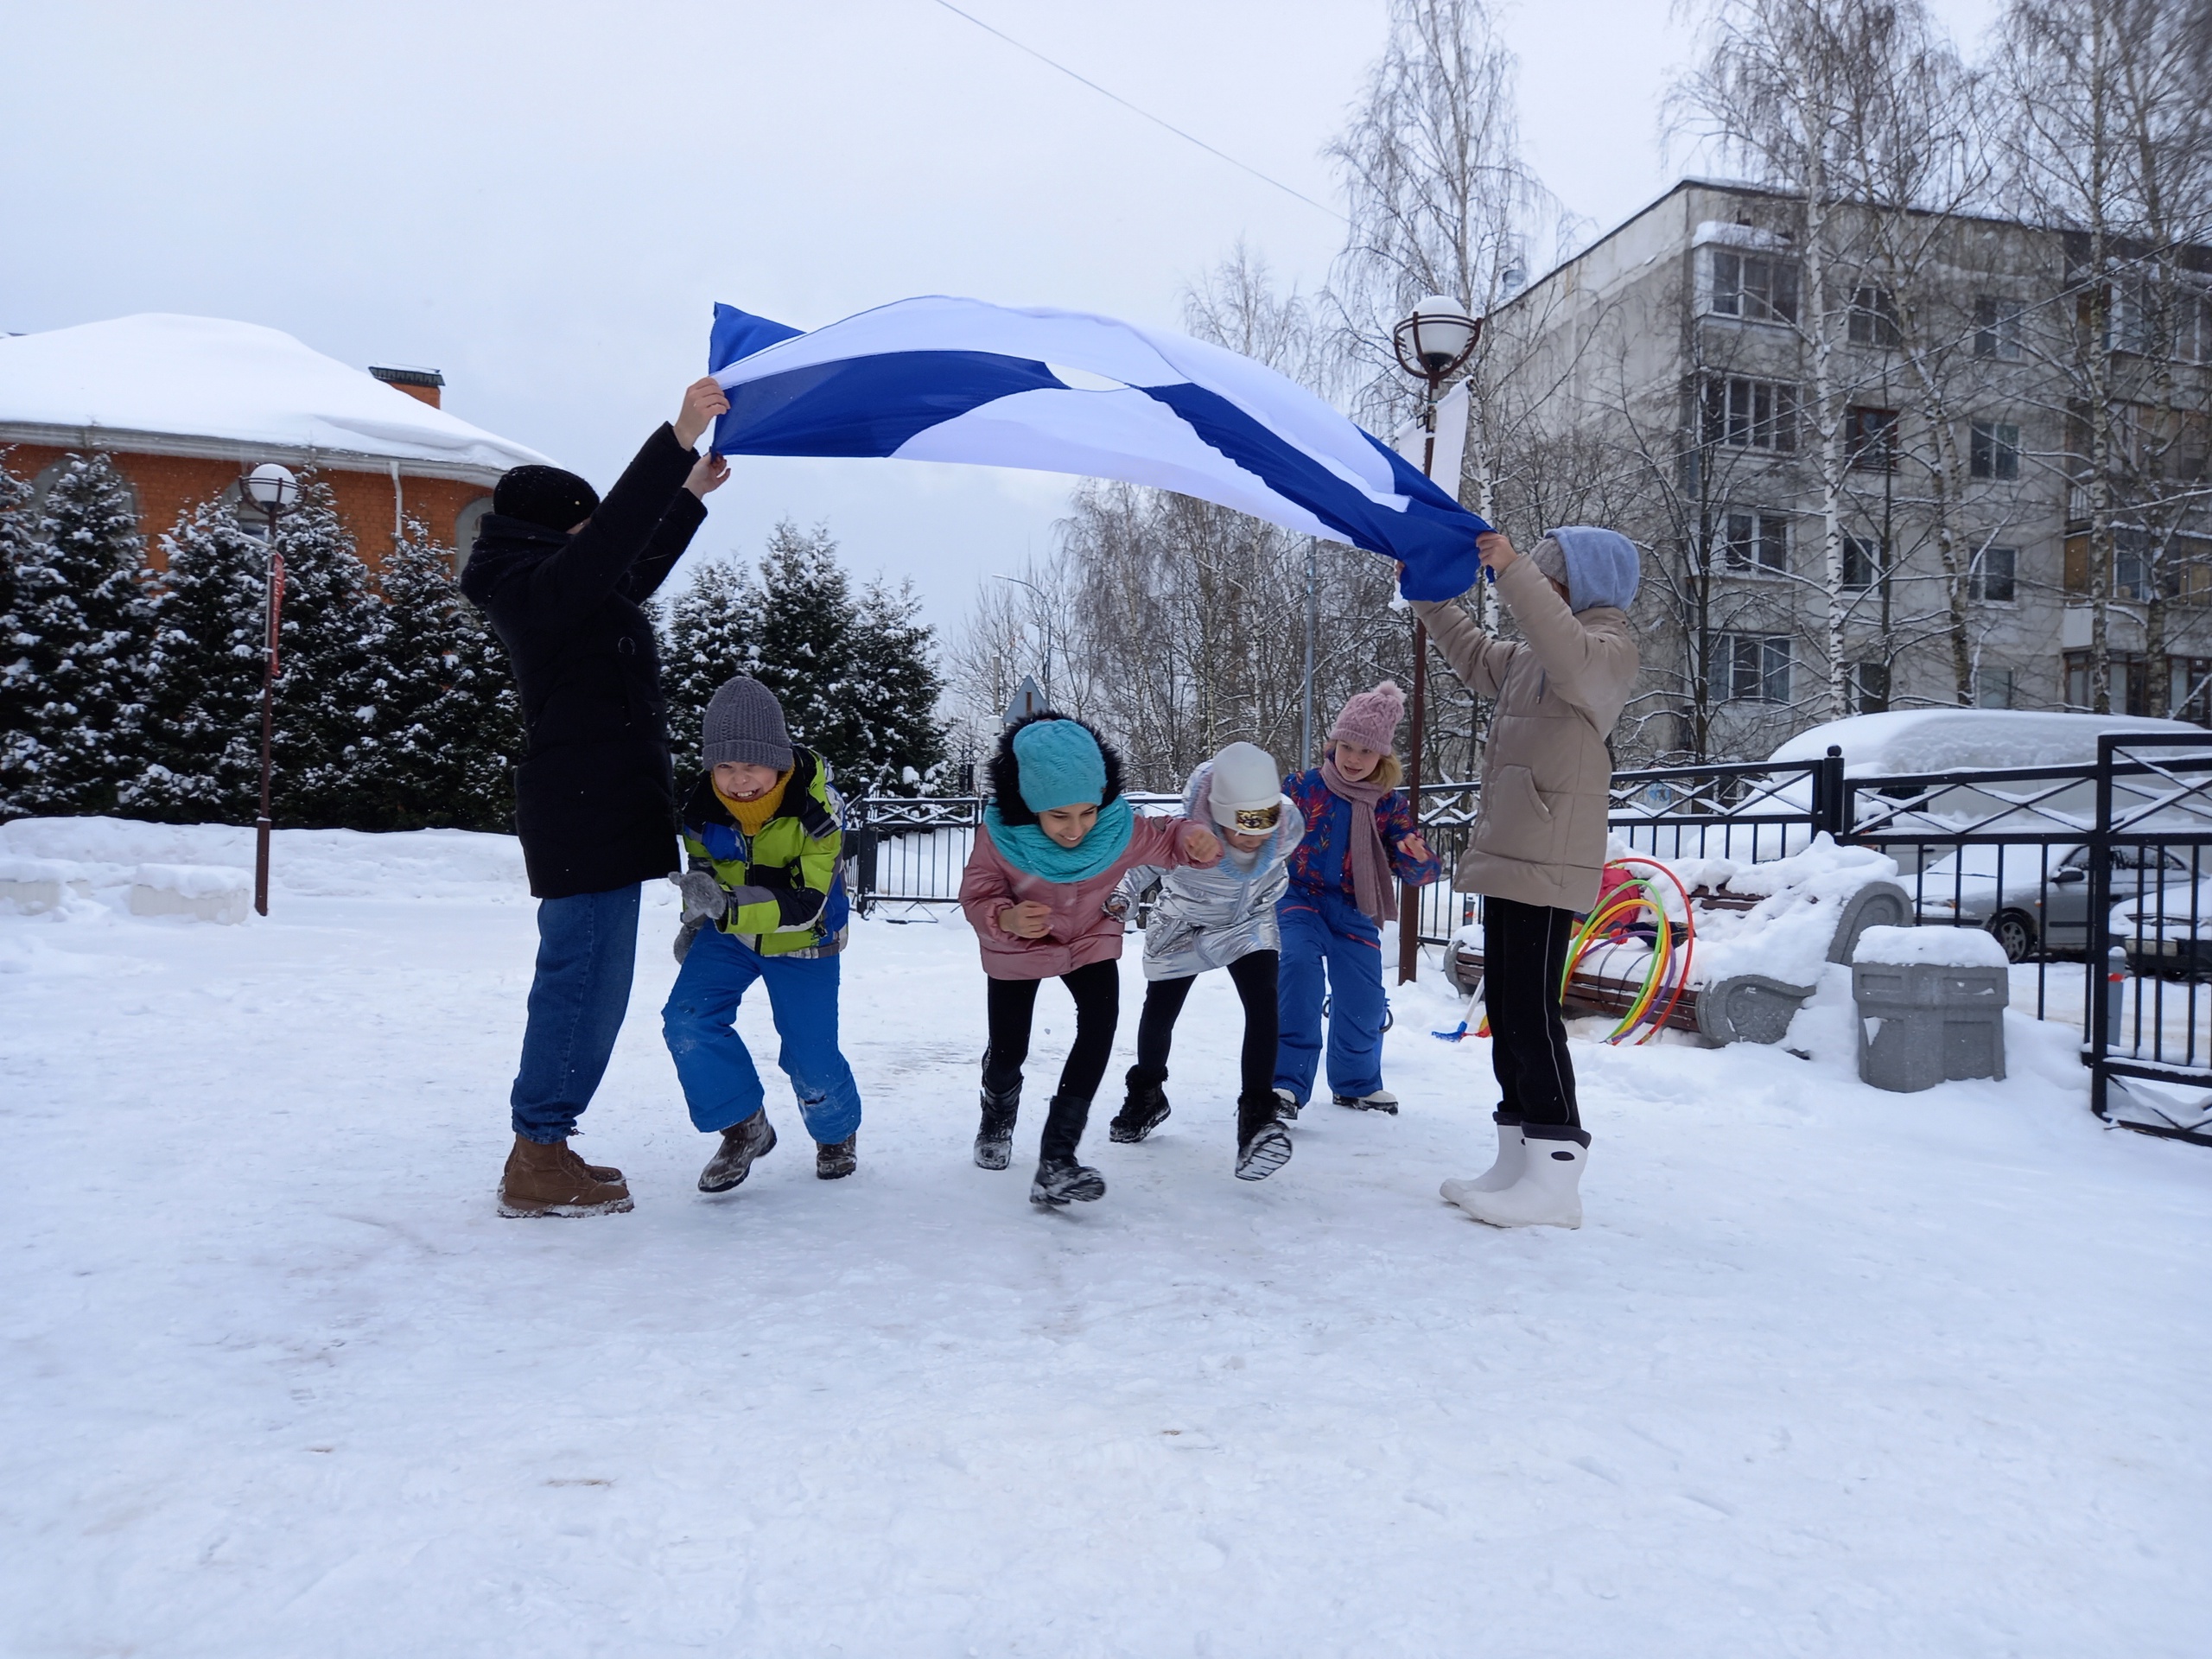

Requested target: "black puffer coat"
[{"left": 461, "top": 423, "right": 706, "bottom": 899}]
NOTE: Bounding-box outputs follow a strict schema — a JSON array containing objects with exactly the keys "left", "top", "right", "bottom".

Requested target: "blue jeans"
[
  {"left": 511, "top": 884, "right": 641, "bottom": 1143},
  {"left": 661, "top": 926, "right": 863, "bottom": 1143},
  {"left": 1274, "top": 888, "right": 1388, "bottom": 1103}
]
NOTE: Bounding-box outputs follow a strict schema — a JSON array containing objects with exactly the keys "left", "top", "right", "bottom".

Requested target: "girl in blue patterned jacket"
[{"left": 1274, "top": 680, "right": 1441, "bottom": 1116}]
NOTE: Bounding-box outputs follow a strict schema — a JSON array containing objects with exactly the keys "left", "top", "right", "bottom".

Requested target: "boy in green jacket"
[{"left": 662, "top": 675, "right": 862, "bottom": 1192}]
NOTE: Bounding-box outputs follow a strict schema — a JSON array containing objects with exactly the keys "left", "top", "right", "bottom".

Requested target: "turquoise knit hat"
[{"left": 1012, "top": 719, "right": 1107, "bottom": 812}]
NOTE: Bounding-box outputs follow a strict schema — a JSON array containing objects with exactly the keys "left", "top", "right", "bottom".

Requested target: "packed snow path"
[{"left": 2, "top": 824, "right": 2206, "bottom": 1657}]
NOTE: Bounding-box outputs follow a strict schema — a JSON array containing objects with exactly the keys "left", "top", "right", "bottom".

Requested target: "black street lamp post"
[
  {"left": 243, "top": 462, "right": 300, "bottom": 916},
  {"left": 1390, "top": 295, "right": 1481, "bottom": 984}
]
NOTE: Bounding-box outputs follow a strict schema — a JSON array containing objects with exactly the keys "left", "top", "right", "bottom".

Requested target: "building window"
[
  {"left": 1848, "top": 286, "right": 1900, "bottom": 346},
  {"left": 1710, "top": 633, "right": 1793, "bottom": 703},
  {"left": 1851, "top": 661, "right": 1891, "bottom": 714},
  {"left": 2177, "top": 291, "right": 2212, "bottom": 365},
  {"left": 1710, "top": 250, "right": 1800, "bottom": 324},
  {"left": 1722, "top": 510, "right": 1789, "bottom": 575},
  {"left": 1843, "top": 534, "right": 1883, "bottom": 590},
  {"left": 1970, "top": 420, "right": 2020, "bottom": 480},
  {"left": 2064, "top": 650, "right": 2150, "bottom": 715},
  {"left": 453, "top": 496, "right": 495, "bottom": 575},
  {"left": 1703, "top": 377, "right": 1799, "bottom": 452},
  {"left": 1969, "top": 545, "right": 2018, "bottom": 603},
  {"left": 1973, "top": 295, "right": 2023, "bottom": 360},
  {"left": 1975, "top": 667, "right": 2015, "bottom": 709},
  {"left": 2171, "top": 658, "right": 2212, "bottom": 724},
  {"left": 1846, "top": 405, "right": 1898, "bottom": 472}
]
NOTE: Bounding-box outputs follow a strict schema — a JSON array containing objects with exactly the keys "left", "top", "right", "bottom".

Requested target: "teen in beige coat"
[{"left": 1413, "top": 526, "right": 1640, "bottom": 1229}]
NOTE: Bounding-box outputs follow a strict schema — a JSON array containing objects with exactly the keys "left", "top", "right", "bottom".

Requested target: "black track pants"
[
  {"left": 1481, "top": 896, "right": 1580, "bottom": 1128},
  {"left": 982, "top": 957, "right": 1122, "bottom": 1126},
  {"left": 1132, "top": 950, "right": 1280, "bottom": 1101}
]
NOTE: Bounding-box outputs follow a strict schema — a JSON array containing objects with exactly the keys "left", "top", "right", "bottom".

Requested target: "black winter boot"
[
  {"left": 975, "top": 1080, "right": 1021, "bottom": 1171},
  {"left": 1031, "top": 1157, "right": 1107, "bottom": 1205},
  {"left": 1109, "top": 1066, "right": 1172, "bottom": 1143},
  {"left": 816, "top": 1132, "right": 857, "bottom": 1180},
  {"left": 699, "top": 1110, "right": 777, "bottom": 1193},
  {"left": 1235, "top": 1090, "right": 1294, "bottom": 1182},
  {"left": 1030, "top": 1092, "right": 1105, "bottom": 1205}
]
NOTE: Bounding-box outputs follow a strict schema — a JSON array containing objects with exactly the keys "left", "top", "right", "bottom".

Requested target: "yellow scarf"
[{"left": 715, "top": 772, "right": 791, "bottom": 840}]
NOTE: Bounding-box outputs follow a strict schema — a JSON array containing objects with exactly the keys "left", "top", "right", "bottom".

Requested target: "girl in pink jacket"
[{"left": 958, "top": 714, "right": 1220, "bottom": 1206}]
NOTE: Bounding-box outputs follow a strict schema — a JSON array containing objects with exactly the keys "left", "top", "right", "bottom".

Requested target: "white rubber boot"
[
  {"left": 1440, "top": 1111, "right": 1524, "bottom": 1205},
  {"left": 1452, "top": 1125, "right": 1588, "bottom": 1229}
]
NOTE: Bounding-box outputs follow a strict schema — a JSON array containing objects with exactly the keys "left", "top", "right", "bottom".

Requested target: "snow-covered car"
[
  {"left": 1770, "top": 709, "right": 2207, "bottom": 777},
  {"left": 1916, "top": 841, "right": 2198, "bottom": 962},
  {"left": 2110, "top": 878, "right": 2212, "bottom": 978}
]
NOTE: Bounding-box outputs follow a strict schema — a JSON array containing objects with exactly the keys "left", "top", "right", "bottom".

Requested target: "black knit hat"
[{"left": 493, "top": 465, "right": 600, "bottom": 531}]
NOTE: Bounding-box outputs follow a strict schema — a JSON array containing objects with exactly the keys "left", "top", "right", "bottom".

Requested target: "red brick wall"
[{"left": 1, "top": 441, "right": 493, "bottom": 575}]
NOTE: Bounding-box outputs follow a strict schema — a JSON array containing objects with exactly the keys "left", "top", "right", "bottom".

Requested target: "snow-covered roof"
[
  {"left": 1770, "top": 709, "right": 2207, "bottom": 775},
  {"left": 0, "top": 314, "right": 551, "bottom": 480}
]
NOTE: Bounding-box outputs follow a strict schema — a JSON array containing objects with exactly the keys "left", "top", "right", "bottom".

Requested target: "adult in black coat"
[{"left": 462, "top": 375, "right": 732, "bottom": 1218}]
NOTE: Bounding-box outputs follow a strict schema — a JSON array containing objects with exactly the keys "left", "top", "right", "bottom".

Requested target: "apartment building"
[{"left": 1474, "top": 178, "right": 2212, "bottom": 760}]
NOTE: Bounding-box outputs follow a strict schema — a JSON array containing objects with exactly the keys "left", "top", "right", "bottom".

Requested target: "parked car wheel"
[{"left": 1990, "top": 909, "right": 2037, "bottom": 963}]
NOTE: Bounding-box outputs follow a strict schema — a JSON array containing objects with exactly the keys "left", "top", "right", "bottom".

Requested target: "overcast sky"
[{"left": 2, "top": 0, "right": 2003, "bottom": 629}]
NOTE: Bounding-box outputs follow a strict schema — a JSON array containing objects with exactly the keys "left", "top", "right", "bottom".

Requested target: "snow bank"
[
  {"left": 0, "top": 314, "right": 551, "bottom": 473},
  {"left": 0, "top": 817, "right": 529, "bottom": 903},
  {"left": 1853, "top": 923, "right": 2008, "bottom": 969},
  {"left": 129, "top": 864, "right": 251, "bottom": 925}
]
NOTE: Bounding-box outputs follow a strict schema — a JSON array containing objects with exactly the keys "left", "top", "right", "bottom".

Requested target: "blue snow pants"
[
  {"left": 1274, "top": 887, "right": 1388, "bottom": 1103},
  {"left": 660, "top": 925, "right": 863, "bottom": 1143},
  {"left": 511, "top": 883, "right": 640, "bottom": 1144}
]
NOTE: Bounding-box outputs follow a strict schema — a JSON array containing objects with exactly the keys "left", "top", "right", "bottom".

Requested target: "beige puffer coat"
[{"left": 1412, "top": 557, "right": 1638, "bottom": 913}]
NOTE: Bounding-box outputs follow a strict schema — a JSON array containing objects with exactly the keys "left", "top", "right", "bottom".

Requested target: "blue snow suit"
[{"left": 1274, "top": 769, "right": 1440, "bottom": 1103}]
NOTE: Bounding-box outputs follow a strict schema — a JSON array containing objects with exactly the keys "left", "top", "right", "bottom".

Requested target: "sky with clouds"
[{"left": 2, "top": 0, "right": 2004, "bottom": 627}]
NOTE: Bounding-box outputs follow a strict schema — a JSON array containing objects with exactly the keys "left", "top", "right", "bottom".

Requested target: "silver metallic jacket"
[{"left": 1120, "top": 759, "right": 1306, "bottom": 982}]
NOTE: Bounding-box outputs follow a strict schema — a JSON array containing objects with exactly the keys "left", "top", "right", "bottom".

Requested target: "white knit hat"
[{"left": 1207, "top": 741, "right": 1284, "bottom": 830}]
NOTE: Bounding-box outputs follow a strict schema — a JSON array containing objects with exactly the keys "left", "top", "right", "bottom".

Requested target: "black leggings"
[
  {"left": 982, "top": 959, "right": 1122, "bottom": 1107},
  {"left": 1133, "top": 950, "right": 1279, "bottom": 1101},
  {"left": 1481, "top": 896, "right": 1580, "bottom": 1128}
]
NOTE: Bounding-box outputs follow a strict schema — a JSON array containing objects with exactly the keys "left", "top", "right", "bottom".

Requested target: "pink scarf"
[{"left": 1322, "top": 756, "right": 1396, "bottom": 927}]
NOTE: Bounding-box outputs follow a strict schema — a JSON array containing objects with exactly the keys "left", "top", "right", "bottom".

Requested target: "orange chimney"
[{"left": 370, "top": 365, "right": 444, "bottom": 409}]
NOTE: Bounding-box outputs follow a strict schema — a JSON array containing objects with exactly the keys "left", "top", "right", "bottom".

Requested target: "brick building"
[{"left": 0, "top": 314, "right": 549, "bottom": 570}]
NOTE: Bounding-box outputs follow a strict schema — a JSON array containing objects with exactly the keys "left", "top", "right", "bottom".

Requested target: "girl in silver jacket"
[{"left": 1109, "top": 742, "right": 1306, "bottom": 1179}]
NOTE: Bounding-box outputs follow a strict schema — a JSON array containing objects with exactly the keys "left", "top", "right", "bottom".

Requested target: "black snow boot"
[
  {"left": 816, "top": 1132, "right": 857, "bottom": 1180},
  {"left": 1235, "top": 1090, "right": 1294, "bottom": 1182},
  {"left": 1109, "top": 1067, "right": 1172, "bottom": 1143},
  {"left": 699, "top": 1110, "right": 777, "bottom": 1193},
  {"left": 1031, "top": 1091, "right": 1104, "bottom": 1205},
  {"left": 1030, "top": 1157, "right": 1107, "bottom": 1205},
  {"left": 975, "top": 1080, "right": 1021, "bottom": 1171}
]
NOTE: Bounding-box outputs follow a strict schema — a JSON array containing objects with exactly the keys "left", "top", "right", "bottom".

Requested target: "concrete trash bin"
[{"left": 1851, "top": 925, "right": 2010, "bottom": 1092}]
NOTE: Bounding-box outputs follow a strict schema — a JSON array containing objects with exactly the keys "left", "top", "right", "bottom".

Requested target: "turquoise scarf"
[{"left": 984, "top": 795, "right": 1135, "bottom": 882}]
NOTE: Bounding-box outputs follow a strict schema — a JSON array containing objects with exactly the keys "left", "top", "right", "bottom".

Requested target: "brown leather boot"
[{"left": 499, "top": 1134, "right": 634, "bottom": 1217}]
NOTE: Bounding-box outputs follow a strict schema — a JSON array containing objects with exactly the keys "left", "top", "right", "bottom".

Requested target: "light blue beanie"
[{"left": 1013, "top": 719, "right": 1106, "bottom": 812}]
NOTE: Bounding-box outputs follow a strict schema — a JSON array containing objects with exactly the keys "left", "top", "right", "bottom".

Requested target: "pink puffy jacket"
[{"left": 960, "top": 815, "right": 1217, "bottom": 981}]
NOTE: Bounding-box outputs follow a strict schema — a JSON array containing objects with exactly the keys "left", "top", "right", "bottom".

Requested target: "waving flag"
[{"left": 705, "top": 297, "right": 1491, "bottom": 602}]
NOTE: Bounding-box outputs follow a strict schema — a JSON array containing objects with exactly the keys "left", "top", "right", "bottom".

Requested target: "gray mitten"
[
  {"left": 678, "top": 869, "right": 730, "bottom": 927},
  {"left": 674, "top": 913, "right": 709, "bottom": 963}
]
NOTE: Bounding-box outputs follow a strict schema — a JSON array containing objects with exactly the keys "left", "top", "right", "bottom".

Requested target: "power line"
[{"left": 927, "top": 0, "right": 1347, "bottom": 224}]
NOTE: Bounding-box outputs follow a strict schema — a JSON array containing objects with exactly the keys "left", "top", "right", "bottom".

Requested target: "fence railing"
[{"left": 842, "top": 741, "right": 2212, "bottom": 1144}]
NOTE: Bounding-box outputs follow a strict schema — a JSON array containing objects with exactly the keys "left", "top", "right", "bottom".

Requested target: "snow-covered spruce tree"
[
  {"left": 6, "top": 454, "right": 151, "bottom": 815},
  {"left": 0, "top": 453, "right": 39, "bottom": 818},
  {"left": 844, "top": 575, "right": 945, "bottom": 794},
  {"left": 365, "top": 525, "right": 520, "bottom": 831},
  {"left": 122, "top": 500, "right": 273, "bottom": 823},
  {"left": 265, "top": 478, "right": 391, "bottom": 828},
  {"left": 660, "top": 552, "right": 763, "bottom": 777},
  {"left": 658, "top": 520, "right": 945, "bottom": 791}
]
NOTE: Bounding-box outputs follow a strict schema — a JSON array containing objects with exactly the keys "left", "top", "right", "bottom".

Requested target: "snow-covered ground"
[{"left": 3, "top": 820, "right": 2208, "bottom": 1658}]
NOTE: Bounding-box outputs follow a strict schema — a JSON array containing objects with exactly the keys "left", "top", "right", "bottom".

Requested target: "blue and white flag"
[{"left": 705, "top": 297, "right": 1491, "bottom": 602}]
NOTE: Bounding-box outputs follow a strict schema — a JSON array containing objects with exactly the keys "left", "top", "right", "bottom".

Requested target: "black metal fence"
[{"left": 841, "top": 740, "right": 2212, "bottom": 1144}]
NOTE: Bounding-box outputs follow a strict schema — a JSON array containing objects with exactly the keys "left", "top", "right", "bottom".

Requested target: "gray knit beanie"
[
  {"left": 701, "top": 675, "right": 793, "bottom": 771},
  {"left": 1530, "top": 535, "right": 1570, "bottom": 592}
]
